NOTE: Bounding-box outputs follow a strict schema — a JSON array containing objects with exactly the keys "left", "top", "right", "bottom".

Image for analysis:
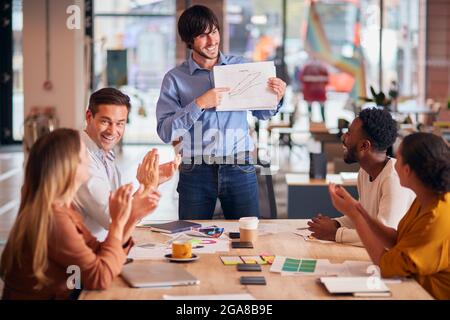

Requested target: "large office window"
[
  {"left": 227, "top": 0, "right": 283, "bottom": 61},
  {"left": 12, "top": 0, "right": 23, "bottom": 142},
  {"left": 360, "top": 0, "right": 381, "bottom": 93},
  {"left": 0, "top": 0, "right": 22, "bottom": 144},
  {"left": 382, "top": 0, "right": 420, "bottom": 96},
  {"left": 93, "top": 0, "right": 176, "bottom": 143},
  {"left": 285, "top": 0, "right": 368, "bottom": 93},
  {"left": 227, "top": 0, "right": 423, "bottom": 111}
]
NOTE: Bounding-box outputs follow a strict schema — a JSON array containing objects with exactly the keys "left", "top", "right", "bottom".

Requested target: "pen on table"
[
  {"left": 298, "top": 219, "right": 313, "bottom": 230},
  {"left": 138, "top": 243, "right": 156, "bottom": 248}
]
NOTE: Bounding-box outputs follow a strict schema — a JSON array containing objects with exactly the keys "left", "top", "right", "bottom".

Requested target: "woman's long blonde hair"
[{"left": 0, "top": 129, "right": 81, "bottom": 287}]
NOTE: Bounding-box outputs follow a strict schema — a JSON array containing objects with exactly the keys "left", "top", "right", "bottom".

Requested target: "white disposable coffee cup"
[{"left": 239, "top": 217, "right": 259, "bottom": 243}]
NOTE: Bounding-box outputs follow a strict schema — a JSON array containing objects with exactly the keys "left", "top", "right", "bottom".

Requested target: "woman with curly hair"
[{"left": 329, "top": 132, "right": 450, "bottom": 299}]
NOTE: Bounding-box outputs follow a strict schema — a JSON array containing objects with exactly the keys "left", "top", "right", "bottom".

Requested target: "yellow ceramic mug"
[{"left": 172, "top": 240, "right": 192, "bottom": 259}]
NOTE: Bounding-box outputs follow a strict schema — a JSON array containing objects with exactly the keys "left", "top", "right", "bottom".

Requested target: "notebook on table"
[
  {"left": 320, "top": 277, "right": 391, "bottom": 297},
  {"left": 121, "top": 263, "right": 200, "bottom": 288},
  {"left": 142, "top": 220, "right": 202, "bottom": 234}
]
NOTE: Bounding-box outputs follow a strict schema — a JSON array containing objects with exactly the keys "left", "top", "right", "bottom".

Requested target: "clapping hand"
[
  {"left": 328, "top": 183, "right": 360, "bottom": 220},
  {"left": 130, "top": 184, "right": 161, "bottom": 222},
  {"left": 109, "top": 183, "right": 133, "bottom": 229},
  {"left": 136, "top": 149, "right": 159, "bottom": 193},
  {"left": 158, "top": 154, "right": 181, "bottom": 185}
]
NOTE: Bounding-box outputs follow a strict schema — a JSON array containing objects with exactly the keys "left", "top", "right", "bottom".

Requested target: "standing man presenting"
[{"left": 156, "top": 5, "right": 286, "bottom": 220}]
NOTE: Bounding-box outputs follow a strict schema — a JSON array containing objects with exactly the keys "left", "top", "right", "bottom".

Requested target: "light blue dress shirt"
[
  {"left": 73, "top": 131, "right": 121, "bottom": 241},
  {"left": 156, "top": 52, "right": 281, "bottom": 158}
]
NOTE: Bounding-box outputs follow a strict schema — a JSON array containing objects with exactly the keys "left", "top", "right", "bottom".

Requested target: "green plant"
[
  {"left": 388, "top": 81, "right": 399, "bottom": 100},
  {"left": 359, "top": 86, "right": 391, "bottom": 108}
]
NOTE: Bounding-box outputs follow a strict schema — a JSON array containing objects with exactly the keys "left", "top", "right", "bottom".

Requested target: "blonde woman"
[{"left": 0, "top": 129, "right": 160, "bottom": 299}]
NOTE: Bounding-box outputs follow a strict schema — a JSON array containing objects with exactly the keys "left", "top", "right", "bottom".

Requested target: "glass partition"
[{"left": 93, "top": 0, "right": 176, "bottom": 143}]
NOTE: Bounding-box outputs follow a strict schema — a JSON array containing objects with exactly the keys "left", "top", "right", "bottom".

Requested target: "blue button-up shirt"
[{"left": 156, "top": 52, "right": 281, "bottom": 158}]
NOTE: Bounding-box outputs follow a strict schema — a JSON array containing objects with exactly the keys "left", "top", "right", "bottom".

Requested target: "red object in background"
[
  {"left": 327, "top": 72, "right": 355, "bottom": 93},
  {"left": 300, "top": 61, "right": 329, "bottom": 102}
]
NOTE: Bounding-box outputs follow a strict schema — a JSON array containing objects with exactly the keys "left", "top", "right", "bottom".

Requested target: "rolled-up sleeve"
[
  {"left": 334, "top": 216, "right": 363, "bottom": 246},
  {"left": 335, "top": 227, "right": 364, "bottom": 247}
]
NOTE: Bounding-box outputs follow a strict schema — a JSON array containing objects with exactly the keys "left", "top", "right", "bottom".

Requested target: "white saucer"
[{"left": 164, "top": 253, "right": 199, "bottom": 263}]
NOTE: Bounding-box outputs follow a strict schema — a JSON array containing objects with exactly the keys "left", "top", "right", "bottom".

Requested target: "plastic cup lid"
[{"left": 239, "top": 217, "right": 259, "bottom": 229}]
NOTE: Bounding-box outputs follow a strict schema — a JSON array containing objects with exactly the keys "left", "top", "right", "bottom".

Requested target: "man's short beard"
[
  {"left": 192, "top": 47, "right": 218, "bottom": 60},
  {"left": 343, "top": 147, "right": 357, "bottom": 164}
]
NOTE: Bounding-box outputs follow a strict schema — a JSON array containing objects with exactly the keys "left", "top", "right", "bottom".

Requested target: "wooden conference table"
[{"left": 80, "top": 219, "right": 432, "bottom": 300}]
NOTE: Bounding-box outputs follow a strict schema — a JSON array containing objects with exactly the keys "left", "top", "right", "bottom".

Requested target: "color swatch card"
[
  {"left": 270, "top": 256, "right": 322, "bottom": 275},
  {"left": 281, "top": 258, "right": 317, "bottom": 273},
  {"left": 270, "top": 256, "right": 373, "bottom": 277}
]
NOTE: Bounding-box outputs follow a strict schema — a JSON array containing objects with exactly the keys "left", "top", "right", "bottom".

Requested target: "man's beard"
[
  {"left": 343, "top": 145, "right": 358, "bottom": 164},
  {"left": 192, "top": 46, "right": 218, "bottom": 60}
]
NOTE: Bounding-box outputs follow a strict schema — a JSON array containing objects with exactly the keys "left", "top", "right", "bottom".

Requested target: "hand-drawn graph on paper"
[
  {"left": 229, "top": 72, "right": 263, "bottom": 98},
  {"left": 214, "top": 61, "right": 278, "bottom": 111}
]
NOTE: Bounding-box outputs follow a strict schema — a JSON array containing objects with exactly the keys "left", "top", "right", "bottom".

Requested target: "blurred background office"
[{"left": 0, "top": 0, "right": 449, "bottom": 245}]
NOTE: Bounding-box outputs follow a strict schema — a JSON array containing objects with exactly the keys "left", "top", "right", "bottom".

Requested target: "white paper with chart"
[{"left": 213, "top": 61, "right": 278, "bottom": 111}]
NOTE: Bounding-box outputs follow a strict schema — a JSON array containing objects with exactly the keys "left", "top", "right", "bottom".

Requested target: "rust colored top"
[{"left": 2, "top": 205, "right": 132, "bottom": 300}]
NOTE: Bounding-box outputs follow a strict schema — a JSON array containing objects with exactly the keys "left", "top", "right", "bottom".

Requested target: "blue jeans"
[{"left": 177, "top": 163, "right": 260, "bottom": 220}]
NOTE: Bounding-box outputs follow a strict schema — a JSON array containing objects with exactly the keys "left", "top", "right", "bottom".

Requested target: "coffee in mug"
[{"left": 172, "top": 240, "right": 192, "bottom": 259}]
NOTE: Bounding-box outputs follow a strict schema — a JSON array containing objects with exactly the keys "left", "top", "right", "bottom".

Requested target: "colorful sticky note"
[
  {"left": 241, "top": 256, "right": 267, "bottom": 265},
  {"left": 260, "top": 254, "right": 275, "bottom": 265},
  {"left": 220, "top": 256, "right": 244, "bottom": 265}
]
